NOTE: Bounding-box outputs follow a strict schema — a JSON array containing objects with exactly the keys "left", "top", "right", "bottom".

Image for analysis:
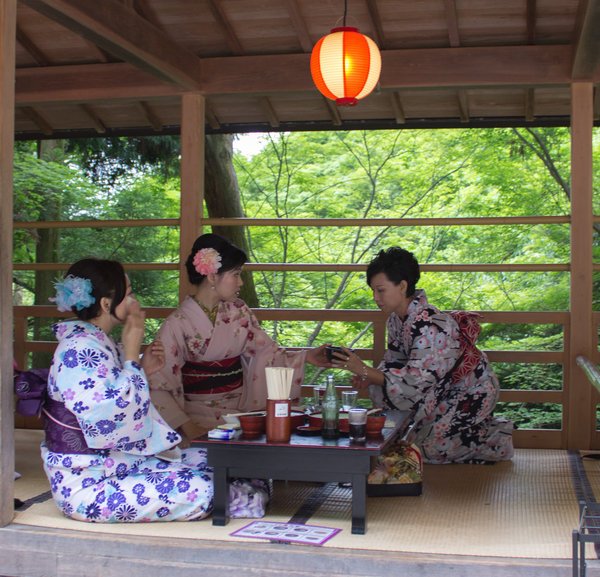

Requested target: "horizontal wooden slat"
[
  {"left": 200, "top": 216, "right": 570, "bottom": 227},
  {"left": 499, "top": 390, "right": 564, "bottom": 403},
  {"left": 513, "top": 428, "right": 564, "bottom": 449},
  {"left": 487, "top": 351, "right": 565, "bottom": 363},
  {"left": 14, "top": 218, "right": 179, "bottom": 228},
  {"left": 14, "top": 306, "right": 570, "bottom": 324},
  {"left": 13, "top": 262, "right": 570, "bottom": 273},
  {"left": 13, "top": 262, "right": 179, "bottom": 271}
]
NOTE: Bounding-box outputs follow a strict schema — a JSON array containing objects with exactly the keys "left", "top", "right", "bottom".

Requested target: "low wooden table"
[{"left": 192, "top": 410, "right": 411, "bottom": 534}]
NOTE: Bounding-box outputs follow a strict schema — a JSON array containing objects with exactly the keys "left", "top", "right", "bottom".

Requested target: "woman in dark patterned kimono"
[{"left": 333, "top": 247, "right": 514, "bottom": 464}]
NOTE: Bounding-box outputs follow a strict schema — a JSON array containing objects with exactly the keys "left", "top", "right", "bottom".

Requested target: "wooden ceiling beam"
[
  {"left": 525, "top": 88, "right": 535, "bottom": 121},
  {"left": 284, "top": 0, "right": 313, "bottom": 53},
  {"left": 457, "top": 90, "right": 469, "bottom": 122},
  {"left": 78, "top": 103, "right": 106, "bottom": 133},
  {"left": 207, "top": 0, "right": 244, "bottom": 55},
  {"left": 365, "top": 0, "right": 385, "bottom": 48},
  {"left": 444, "top": 0, "right": 460, "bottom": 47},
  {"left": 130, "top": 0, "right": 164, "bottom": 31},
  {"left": 389, "top": 92, "right": 405, "bottom": 124},
  {"left": 260, "top": 97, "right": 280, "bottom": 129},
  {"left": 323, "top": 97, "right": 342, "bottom": 127},
  {"left": 138, "top": 100, "right": 162, "bottom": 131},
  {"left": 21, "top": 0, "right": 204, "bottom": 89},
  {"left": 16, "top": 63, "right": 182, "bottom": 104},
  {"left": 205, "top": 102, "right": 221, "bottom": 130},
  {"left": 19, "top": 106, "right": 53, "bottom": 135},
  {"left": 572, "top": 0, "right": 600, "bottom": 79},
  {"left": 15, "top": 45, "right": 579, "bottom": 105},
  {"left": 16, "top": 25, "right": 50, "bottom": 65},
  {"left": 526, "top": 0, "right": 537, "bottom": 44},
  {"left": 204, "top": 45, "right": 574, "bottom": 93}
]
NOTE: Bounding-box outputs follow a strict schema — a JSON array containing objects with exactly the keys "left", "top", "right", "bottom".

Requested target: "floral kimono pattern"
[
  {"left": 369, "top": 290, "right": 514, "bottom": 464},
  {"left": 42, "top": 320, "right": 214, "bottom": 522},
  {"left": 149, "top": 297, "right": 306, "bottom": 431}
]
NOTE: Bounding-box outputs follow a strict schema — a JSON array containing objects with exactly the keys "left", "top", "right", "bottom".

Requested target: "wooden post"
[
  {"left": 0, "top": 0, "right": 16, "bottom": 527},
  {"left": 569, "top": 82, "right": 594, "bottom": 450},
  {"left": 179, "top": 93, "right": 205, "bottom": 302}
]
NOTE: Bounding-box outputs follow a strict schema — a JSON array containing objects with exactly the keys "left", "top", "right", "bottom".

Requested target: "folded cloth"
[{"left": 229, "top": 478, "right": 270, "bottom": 518}]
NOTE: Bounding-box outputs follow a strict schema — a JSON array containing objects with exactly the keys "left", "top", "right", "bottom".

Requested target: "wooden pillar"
[
  {"left": 179, "top": 93, "right": 205, "bottom": 302},
  {"left": 568, "top": 82, "right": 594, "bottom": 450},
  {"left": 0, "top": 0, "right": 16, "bottom": 527}
]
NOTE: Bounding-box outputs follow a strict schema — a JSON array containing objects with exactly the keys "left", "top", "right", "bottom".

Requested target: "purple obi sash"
[
  {"left": 14, "top": 367, "right": 95, "bottom": 454},
  {"left": 182, "top": 356, "right": 243, "bottom": 395},
  {"left": 43, "top": 397, "right": 96, "bottom": 455}
]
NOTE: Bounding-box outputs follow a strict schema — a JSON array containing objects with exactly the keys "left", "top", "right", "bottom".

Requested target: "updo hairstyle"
[
  {"left": 65, "top": 258, "right": 127, "bottom": 321},
  {"left": 366, "top": 247, "right": 421, "bottom": 297},
  {"left": 185, "top": 233, "right": 247, "bottom": 285}
]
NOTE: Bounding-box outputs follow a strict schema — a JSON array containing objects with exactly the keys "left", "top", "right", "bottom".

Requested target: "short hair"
[
  {"left": 185, "top": 233, "right": 247, "bottom": 285},
  {"left": 366, "top": 247, "right": 420, "bottom": 296},
  {"left": 64, "top": 258, "right": 127, "bottom": 321}
]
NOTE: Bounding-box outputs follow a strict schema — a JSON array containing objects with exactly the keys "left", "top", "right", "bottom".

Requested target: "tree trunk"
[
  {"left": 204, "top": 134, "right": 259, "bottom": 307},
  {"left": 32, "top": 140, "right": 62, "bottom": 368}
]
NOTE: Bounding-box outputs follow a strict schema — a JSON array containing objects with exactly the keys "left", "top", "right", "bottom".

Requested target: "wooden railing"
[
  {"left": 12, "top": 212, "right": 584, "bottom": 448},
  {"left": 13, "top": 304, "right": 571, "bottom": 449}
]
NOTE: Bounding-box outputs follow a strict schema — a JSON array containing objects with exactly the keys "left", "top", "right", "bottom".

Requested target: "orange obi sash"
[{"left": 181, "top": 357, "right": 243, "bottom": 395}]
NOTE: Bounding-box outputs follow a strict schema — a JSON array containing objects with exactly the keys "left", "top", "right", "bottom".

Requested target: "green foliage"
[{"left": 12, "top": 128, "right": 591, "bottom": 429}]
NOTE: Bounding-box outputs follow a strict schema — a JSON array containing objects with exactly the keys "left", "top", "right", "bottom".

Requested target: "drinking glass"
[
  {"left": 341, "top": 390, "right": 358, "bottom": 411},
  {"left": 312, "top": 386, "right": 325, "bottom": 410},
  {"left": 348, "top": 408, "right": 368, "bottom": 444}
]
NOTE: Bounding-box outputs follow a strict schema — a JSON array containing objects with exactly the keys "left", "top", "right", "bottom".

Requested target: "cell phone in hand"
[{"left": 325, "top": 345, "right": 346, "bottom": 362}]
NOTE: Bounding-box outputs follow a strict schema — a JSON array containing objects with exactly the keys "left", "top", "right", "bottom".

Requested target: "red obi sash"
[
  {"left": 181, "top": 356, "right": 243, "bottom": 395},
  {"left": 448, "top": 311, "right": 483, "bottom": 383}
]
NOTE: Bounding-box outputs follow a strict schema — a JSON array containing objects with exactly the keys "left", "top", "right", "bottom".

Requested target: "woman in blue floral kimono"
[
  {"left": 333, "top": 247, "right": 514, "bottom": 464},
  {"left": 42, "top": 258, "right": 215, "bottom": 522}
]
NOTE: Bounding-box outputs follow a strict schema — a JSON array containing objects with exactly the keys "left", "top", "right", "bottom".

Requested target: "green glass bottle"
[{"left": 321, "top": 375, "right": 340, "bottom": 439}]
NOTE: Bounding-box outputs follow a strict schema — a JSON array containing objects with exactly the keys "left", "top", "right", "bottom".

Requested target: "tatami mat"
[{"left": 12, "top": 430, "right": 586, "bottom": 559}]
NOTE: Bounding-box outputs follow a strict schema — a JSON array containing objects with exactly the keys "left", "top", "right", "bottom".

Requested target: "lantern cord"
[{"left": 343, "top": 0, "right": 348, "bottom": 27}]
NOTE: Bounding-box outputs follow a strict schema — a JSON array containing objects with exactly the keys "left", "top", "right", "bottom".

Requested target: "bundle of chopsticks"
[{"left": 265, "top": 367, "right": 294, "bottom": 399}]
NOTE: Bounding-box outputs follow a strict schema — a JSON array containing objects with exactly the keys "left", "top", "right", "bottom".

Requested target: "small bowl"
[
  {"left": 238, "top": 413, "right": 266, "bottom": 438},
  {"left": 290, "top": 410, "right": 306, "bottom": 429},
  {"left": 296, "top": 425, "right": 321, "bottom": 437},
  {"left": 366, "top": 414, "right": 386, "bottom": 437},
  {"left": 308, "top": 412, "right": 350, "bottom": 433}
]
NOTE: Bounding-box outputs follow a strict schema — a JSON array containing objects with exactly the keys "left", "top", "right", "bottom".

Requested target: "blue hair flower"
[{"left": 50, "top": 275, "right": 96, "bottom": 312}]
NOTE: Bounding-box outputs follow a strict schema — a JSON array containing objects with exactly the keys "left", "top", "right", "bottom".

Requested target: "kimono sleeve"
[
  {"left": 377, "top": 313, "right": 461, "bottom": 413},
  {"left": 148, "top": 315, "right": 190, "bottom": 430},
  {"left": 238, "top": 305, "right": 306, "bottom": 411},
  {"left": 53, "top": 337, "right": 174, "bottom": 451}
]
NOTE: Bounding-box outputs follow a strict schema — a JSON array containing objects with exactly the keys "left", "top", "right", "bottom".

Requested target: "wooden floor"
[{"left": 2, "top": 430, "right": 600, "bottom": 577}]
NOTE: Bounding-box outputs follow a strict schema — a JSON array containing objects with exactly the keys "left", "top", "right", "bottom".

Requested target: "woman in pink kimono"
[{"left": 150, "top": 233, "right": 329, "bottom": 446}]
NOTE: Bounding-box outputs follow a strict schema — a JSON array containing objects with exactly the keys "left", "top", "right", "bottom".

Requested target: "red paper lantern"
[{"left": 310, "top": 26, "right": 381, "bottom": 106}]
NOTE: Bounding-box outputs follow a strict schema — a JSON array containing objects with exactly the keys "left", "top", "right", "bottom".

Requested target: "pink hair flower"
[{"left": 193, "top": 248, "right": 222, "bottom": 276}]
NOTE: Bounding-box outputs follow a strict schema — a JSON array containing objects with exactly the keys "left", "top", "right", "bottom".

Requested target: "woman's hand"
[
  {"left": 306, "top": 344, "right": 333, "bottom": 367},
  {"left": 141, "top": 340, "right": 165, "bottom": 376},
  {"left": 331, "top": 347, "right": 385, "bottom": 387},
  {"left": 122, "top": 300, "right": 145, "bottom": 362},
  {"left": 329, "top": 346, "right": 360, "bottom": 372}
]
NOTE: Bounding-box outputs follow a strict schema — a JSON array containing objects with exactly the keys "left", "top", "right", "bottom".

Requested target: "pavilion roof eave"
[{"left": 13, "top": 114, "right": 582, "bottom": 141}]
